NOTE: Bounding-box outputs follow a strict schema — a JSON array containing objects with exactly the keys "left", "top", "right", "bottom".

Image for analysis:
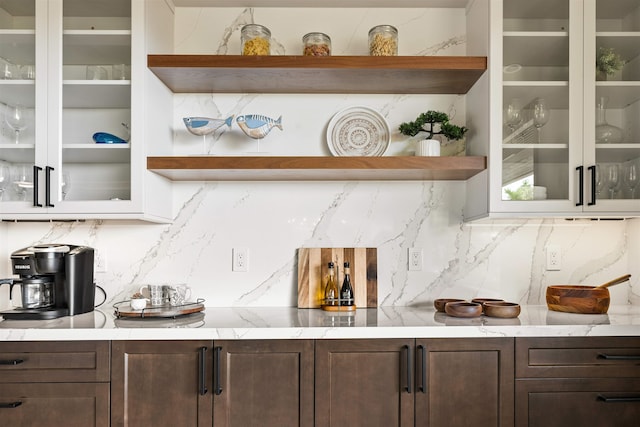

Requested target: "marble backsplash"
[{"left": 0, "top": 6, "right": 638, "bottom": 310}]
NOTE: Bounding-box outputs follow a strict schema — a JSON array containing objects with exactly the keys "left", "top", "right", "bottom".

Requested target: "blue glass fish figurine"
[
  {"left": 93, "top": 132, "right": 127, "bottom": 144},
  {"left": 183, "top": 115, "right": 234, "bottom": 136},
  {"left": 236, "top": 114, "right": 283, "bottom": 139}
]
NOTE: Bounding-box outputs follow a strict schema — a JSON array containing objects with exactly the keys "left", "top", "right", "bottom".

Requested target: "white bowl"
[{"left": 130, "top": 298, "right": 147, "bottom": 310}]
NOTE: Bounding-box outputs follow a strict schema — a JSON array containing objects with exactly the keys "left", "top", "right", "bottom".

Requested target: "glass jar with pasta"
[
  {"left": 241, "top": 24, "right": 271, "bottom": 55},
  {"left": 368, "top": 25, "right": 398, "bottom": 56}
]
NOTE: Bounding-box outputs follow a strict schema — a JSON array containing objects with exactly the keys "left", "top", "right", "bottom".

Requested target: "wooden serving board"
[{"left": 297, "top": 248, "right": 377, "bottom": 308}]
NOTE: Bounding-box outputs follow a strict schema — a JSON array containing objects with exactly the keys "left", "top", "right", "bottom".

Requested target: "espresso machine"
[{"left": 0, "top": 244, "right": 97, "bottom": 320}]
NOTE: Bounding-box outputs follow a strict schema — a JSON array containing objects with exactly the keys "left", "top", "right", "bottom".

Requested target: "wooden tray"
[
  {"left": 297, "top": 247, "right": 377, "bottom": 308},
  {"left": 114, "top": 301, "right": 205, "bottom": 318}
]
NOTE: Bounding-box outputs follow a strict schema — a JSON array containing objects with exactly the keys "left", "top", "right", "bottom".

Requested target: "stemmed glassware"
[
  {"left": 61, "top": 172, "right": 71, "bottom": 200},
  {"left": 0, "top": 164, "right": 10, "bottom": 200},
  {"left": 532, "top": 98, "right": 550, "bottom": 143},
  {"left": 504, "top": 98, "right": 524, "bottom": 140},
  {"left": 4, "top": 104, "right": 28, "bottom": 144},
  {"left": 605, "top": 164, "right": 620, "bottom": 199},
  {"left": 623, "top": 163, "right": 638, "bottom": 199},
  {"left": 12, "top": 164, "right": 33, "bottom": 201}
]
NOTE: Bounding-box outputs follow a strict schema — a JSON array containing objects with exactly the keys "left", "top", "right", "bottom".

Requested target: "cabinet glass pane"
[
  {"left": 502, "top": 0, "right": 571, "bottom": 202},
  {"left": 61, "top": 0, "right": 131, "bottom": 202},
  {"left": 594, "top": 0, "right": 640, "bottom": 201},
  {"left": 0, "top": 0, "right": 36, "bottom": 203}
]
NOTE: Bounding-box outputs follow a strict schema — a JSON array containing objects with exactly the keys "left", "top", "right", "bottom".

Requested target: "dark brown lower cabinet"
[
  {"left": 515, "top": 337, "right": 640, "bottom": 427},
  {"left": 0, "top": 383, "right": 110, "bottom": 427},
  {"left": 315, "top": 338, "right": 514, "bottom": 427},
  {"left": 0, "top": 341, "right": 110, "bottom": 427},
  {"left": 315, "top": 338, "right": 416, "bottom": 427},
  {"left": 111, "top": 340, "right": 213, "bottom": 427},
  {"left": 212, "top": 340, "right": 314, "bottom": 427},
  {"left": 415, "top": 338, "right": 514, "bottom": 427}
]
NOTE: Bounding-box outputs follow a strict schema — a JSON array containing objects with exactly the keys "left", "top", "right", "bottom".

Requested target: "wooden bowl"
[
  {"left": 546, "top": 285, "right": 610, "bottom": 314},
  {"left": 434, "top": 298, "right": 466, "bottom": 313},
  {"left": 471, "top": 298, "right": 504, "bottom": 313},
  {"left": 445, "top": 301, "right": 482, "bottom": 318},
  {"left": 483, "top": 301, "right": 521, "bottom": 318}
]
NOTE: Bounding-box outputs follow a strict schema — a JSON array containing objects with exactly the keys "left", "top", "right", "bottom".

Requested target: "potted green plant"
[
  {"left": 596, "top": 47, "right": 626, "bottom": 81},
  {"left": 399, "top": 110, "right": 468, "bottom": 156}
]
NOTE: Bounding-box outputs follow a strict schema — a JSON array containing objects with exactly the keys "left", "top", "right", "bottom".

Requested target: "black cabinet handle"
[
  {"left": 0, "top": 359, "right": 24, "bottom": 365},
  {"left": 598, "top": 353, "right": 640, "bottom": 361},
  {"left": 214, "top": 346, "right": 223, "bottom": 395},
  {"left": 0, "top": 401, "right": 22, "bottom": 408},
  {"left": 198, "top": 346, "right": 208, "bottom": 396},
  {"left": 33, "top": 165, "right": 42, "bottom": 207},
  {"left": 402, "top": 344, "right": 412, "bottom": 394},
  {"left": 597, "top": 395, "right": 640, "bottom": 403},
  {"left": 45, "top": 166, "right": 54, "bottom": 207},
  {"left": 588, "top": 165, "right": 596, "bottom": 206},
  {"left": 576, "top": 165, "right": 584, "bottom": 206},
  {"left": 417, "top": 344, "right": 426, "bottom": 393}
]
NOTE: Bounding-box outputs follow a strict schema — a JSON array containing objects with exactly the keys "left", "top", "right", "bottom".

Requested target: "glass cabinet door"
[
  {"left": 501, "top": 0, "right": 578, "bottom": 209},
  {"left": 0, "top": 0, "right": 38, "bottom": 208},
  {"left": 59, "top": 0, "right": 131, "bottom": 205},
  {"left": 587, "top": 0, "right": 640, "bottom": 207}
]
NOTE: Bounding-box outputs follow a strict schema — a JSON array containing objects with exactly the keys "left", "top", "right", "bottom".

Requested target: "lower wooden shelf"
[{"left": 147, "top": 156, "right": 487, "bottom": 181}]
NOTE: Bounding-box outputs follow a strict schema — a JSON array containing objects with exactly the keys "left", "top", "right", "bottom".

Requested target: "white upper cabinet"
[
  {"left": 0, "top": 0, "right": 172, "bottom": 222},
  {"left": 466, "top": 0, "right": 640, "bottom": 220}
]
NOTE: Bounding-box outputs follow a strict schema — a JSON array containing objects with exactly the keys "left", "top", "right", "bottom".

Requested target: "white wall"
[{"left": 1, "top": 7, "right": 638, "bottom": 310}]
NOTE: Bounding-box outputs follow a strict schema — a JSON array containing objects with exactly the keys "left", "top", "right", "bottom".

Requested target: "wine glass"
[
  {"left": 504, "top": 98, "right": 524, "bottom": 140},
  {"left": 4, "top": 104, "right": 28, "bottom": 144},
  {"left": 595, "top": 164, "right": 606, "bottom": 198},
  {"left": 605, "top": 164, "right": 620, "bottom": 199},
  {"left": 532, "top": 98, "right": 550, "bottom": 143},
  {"left": 61, "top": 172, "right": 71, "bottom": 200},
  {"left": 12, "top": 164, "right": 33, "bottom": 201},
  {"left": 623, "top": 163, "right": 639, "bottom": 199},
  {"left": 0, "top": 164, "right": 10, "bottom": 200}
]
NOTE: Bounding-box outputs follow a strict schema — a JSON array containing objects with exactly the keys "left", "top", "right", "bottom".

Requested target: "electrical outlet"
[
  {"left": 408, "top": 248, "right": 423, "bottom": 271},
  {"left": 233, "top": 247, "right": 249, "bottom": 272},
  {"left": 546, "top": 245, "right": 561, "bottom": 271},
  {"left": 95, "top": 251, "right": 108, "bottom": 273}
]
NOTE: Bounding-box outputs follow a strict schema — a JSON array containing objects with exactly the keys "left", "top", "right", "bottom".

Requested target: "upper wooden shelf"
[
  {"left": 147, "top": 156, "right": 487, "bottom": 181},
  {"left": 147, "top": 55, "right": 487, "bottom": 94}
]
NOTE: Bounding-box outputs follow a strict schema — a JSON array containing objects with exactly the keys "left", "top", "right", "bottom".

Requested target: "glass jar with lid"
[
  {"left": 302, "top": 32, "right": 331, "bottom": 56},
  {"left": 241, "top": 24, "right": 271, "bottom": 55},
  {"left": 368, "top": 25, "right": 398, "bottom": 56}
]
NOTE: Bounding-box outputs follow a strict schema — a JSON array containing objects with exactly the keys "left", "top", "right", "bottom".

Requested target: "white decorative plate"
[{"left": 326, "top": 106, "right": 390, "bottom": 156}]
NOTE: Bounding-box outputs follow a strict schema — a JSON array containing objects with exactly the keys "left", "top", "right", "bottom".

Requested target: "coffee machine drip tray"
[{"left": 1, "top": 307, "right": 69, "bottom": 320}]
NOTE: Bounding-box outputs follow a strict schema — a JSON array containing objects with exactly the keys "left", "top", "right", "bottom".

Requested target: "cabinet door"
[
  {"left": 495, "top": 0, "right": 583, "bottom": 215},
  {"left": 0, "top": 382, "right": 110, "bottom": 427},
  {"left": 516, "top": 378, "right": 640, "bottom": 427},
  {"left": 315, "top": 338, "right": 414, "bottom": 427},
  {"left": 0, "top": 0, "right": 43, "bottom": 212},
  {"left": 415, "top": 338, "right": 514, "bottom": 427},
  {"left": 584, "top": 0, "right": 640, "bottom": 214},
  {"left": 111, "top": 340, "right": 213, "bottom": 427},
  {"left": 213, "top": 340, "right": 314, "bottom": 427}
]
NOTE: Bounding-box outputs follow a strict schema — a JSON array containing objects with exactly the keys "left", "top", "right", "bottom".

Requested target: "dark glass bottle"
[
  {"left": 323, "top": 262, "right": 339, "bottom": 306},
  {"left": 340, "top": 262, "right": 354, "bottom": 306}
]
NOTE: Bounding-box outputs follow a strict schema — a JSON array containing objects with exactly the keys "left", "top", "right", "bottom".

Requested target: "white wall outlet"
[
  {"left": 233, "top": 247, "right": 249, "bottom": 272},
  {"left": 95, "top": 251, "right": 108, "bottom": 273},
  {"left": 546, "top": 245, "right": 561, "bottom": 271},
  {"left": 408, "top": 248, "right": 423, "bottom": 271}
]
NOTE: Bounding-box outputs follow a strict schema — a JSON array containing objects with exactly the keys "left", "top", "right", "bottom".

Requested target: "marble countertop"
[{"left": 0, "top": 305, "right": 639, "bottom": 341}]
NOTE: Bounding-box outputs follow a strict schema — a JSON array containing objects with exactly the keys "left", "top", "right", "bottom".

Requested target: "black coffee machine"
[{"left": 0, "top": 244, "right": 97, "bottom": 320}]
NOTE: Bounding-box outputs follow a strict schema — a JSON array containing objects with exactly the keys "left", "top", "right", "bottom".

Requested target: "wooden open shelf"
[
  {"left": 147, "top": 55, "right": 487, "bottom": 94},
  {"left": 147, "top": 156, "right": 487, "bottom": 181}
]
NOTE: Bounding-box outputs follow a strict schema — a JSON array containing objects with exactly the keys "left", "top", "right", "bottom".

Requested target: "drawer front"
[
  {"left": 0, "top": 383, "right": 109, "bottom": 427},
  {"left": 516, "top": 378, "right": 640, "bottom": 427},
  {"left": 516, "top": 337, "right": 640, "bottom": 378},
  {"left": 0, "top": 341, "right": 110, "bottom": 383}
]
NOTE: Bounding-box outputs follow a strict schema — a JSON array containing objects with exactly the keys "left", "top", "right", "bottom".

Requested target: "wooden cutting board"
[{"left": 297, "top": 248, "right": 377, "bottom": 308}]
